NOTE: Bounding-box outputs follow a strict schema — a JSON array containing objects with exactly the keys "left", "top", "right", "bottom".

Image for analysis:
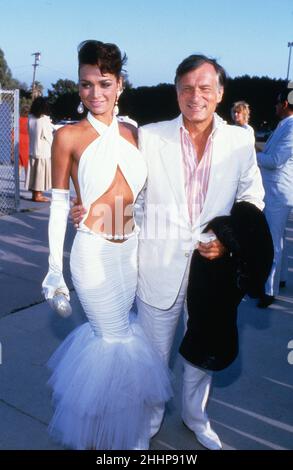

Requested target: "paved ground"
[{"left": 0, "top": 183, "right": 292, "bottom": 451}]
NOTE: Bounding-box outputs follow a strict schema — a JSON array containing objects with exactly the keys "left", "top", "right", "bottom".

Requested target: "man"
[
  {"left": 256, "top": 88, "right": 293, "bottom": 308},
  {"left": 72, "top": 55, "right": 264, "bottom": 450},
  {"left": 135, "top": 55, "right": 264, "bottom": 451}
]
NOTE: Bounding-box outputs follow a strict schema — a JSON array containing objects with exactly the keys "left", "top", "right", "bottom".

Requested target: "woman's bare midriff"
[{"left": 83, "top": 166, "right": 135, "bottom": 243}]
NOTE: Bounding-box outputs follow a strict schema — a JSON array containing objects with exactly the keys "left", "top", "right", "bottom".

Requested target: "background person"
[
  {"left": 257, "top": 88, "right": 293, "bottom": 308},
  {"left": 231, "top": 100, "right": 254, "bottom": 140},
  {"left": 26, "top": 97, "right": 54, "bottom": 202}
]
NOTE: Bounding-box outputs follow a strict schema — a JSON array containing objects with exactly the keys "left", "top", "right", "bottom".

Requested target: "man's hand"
[
  {"left": 197, "top": 238, "right": 226, "bottom": 260},
  {"left": 71, "top": 198, "right": 86, "bottom": 228}
]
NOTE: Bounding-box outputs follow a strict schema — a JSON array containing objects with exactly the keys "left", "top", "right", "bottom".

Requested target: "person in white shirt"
[
  {"left": 26, "top": 97, "right": 54, "bottom": 202},
  {"left": 257, "top": 88, "right": 293, "bottom": 307}
]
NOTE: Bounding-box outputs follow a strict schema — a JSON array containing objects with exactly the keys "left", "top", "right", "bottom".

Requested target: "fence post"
[
  {"left": 0, "top": 88, "right": 20, "bottom": 215},
  {"left": 13, "top": 89, "right": 20, "bottom": 212}
]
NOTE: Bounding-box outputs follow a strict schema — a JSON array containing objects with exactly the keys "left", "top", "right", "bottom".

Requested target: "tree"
[
  {"left": 48, "top": 79, "right": 78, "bottom": 100},
  {"left": 121, "top": 73, "right": 132, "bottom": 90},
  {"left": 219, "top": 75, "right": 287, "bottom": 129},
  {"left": 32, "top": 80, "right": 44, "bottom": 97},
  {"left": 0, "top": 48, "right": 13, "bottom": 88},
  {"left": 48, "top": 79, "right": 79, "bottom": 121},
  {"left": 119, "top": 83, "right": 178, "bottom": 125},
  {"left": 0, "top": 48, "right": 27, "bottom": 90}
]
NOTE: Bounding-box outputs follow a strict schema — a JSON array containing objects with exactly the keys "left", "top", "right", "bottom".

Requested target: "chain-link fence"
[{"left": 0, "top": 89, "right": 20, "bottom": 215}]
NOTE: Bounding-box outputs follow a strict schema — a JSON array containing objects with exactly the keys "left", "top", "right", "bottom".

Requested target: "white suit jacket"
[
  {"left": 136, "top": 114, "right": 264, "bottom": 309},
  {"left": 257, "top": 115, "right": 293, "bottom": 207}
]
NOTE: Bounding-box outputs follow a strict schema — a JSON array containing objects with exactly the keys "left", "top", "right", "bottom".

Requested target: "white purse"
[{"left": 49, "top": 290, "right": 72, "bottom": 318}]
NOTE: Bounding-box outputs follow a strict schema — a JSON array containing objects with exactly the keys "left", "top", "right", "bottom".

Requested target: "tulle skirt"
[{"left": 47, "top": 230, "right": 172, "bottom": 450}]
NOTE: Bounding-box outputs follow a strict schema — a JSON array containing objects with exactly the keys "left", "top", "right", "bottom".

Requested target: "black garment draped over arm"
[{"left": 179, "top": 201, "right": 274, "bottom": 371}]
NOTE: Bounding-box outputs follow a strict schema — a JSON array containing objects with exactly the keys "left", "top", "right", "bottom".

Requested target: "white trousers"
[
  {"left": 280, "top": 236, "right": 289, "bottom": 283},
  {"left": 264, "top": 205, "right": 291, "bottom": 296},
  {"left": 136, "top": 262, "right": 212, "bottom": 437}
]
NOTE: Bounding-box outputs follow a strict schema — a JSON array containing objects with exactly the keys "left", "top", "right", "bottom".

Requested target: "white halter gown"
[{"left": 47, "top": 114, "right": 172, "bottom": 450}]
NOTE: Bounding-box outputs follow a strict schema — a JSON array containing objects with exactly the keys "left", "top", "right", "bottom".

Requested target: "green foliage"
[
  {"left": 120, "top": 83, "right": 178, "bottom": 125},
  {"left": 0, "top": 46, "right": 288, "bottom": 129},
  {"left": 218, "top": 75, "right": 287, "bottom": 129},
  {"left": 120, "top": 76, "right": 287, "bottom": 129},
  {"left": 48, "top": 79, "right": 78, "bottom": 100},
  {"left": 0, "top": 48, "right": 28, "bottom": 90},
  {"left": 47, "top": 79, "right": 80, "bottom": 121},
  {"left": 46, "top": 73, "right": 287, "bottom": 129},
  {"left": 33, "top": 81, "right": 44, "bottom": 96},
  {"left": 0, "top": 48, "right": 13, "bottom": 87}
]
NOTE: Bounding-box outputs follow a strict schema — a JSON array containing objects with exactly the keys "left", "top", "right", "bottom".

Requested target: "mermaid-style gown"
[{"left": 46, "top": 113, "right": 172, "bottom": 450}]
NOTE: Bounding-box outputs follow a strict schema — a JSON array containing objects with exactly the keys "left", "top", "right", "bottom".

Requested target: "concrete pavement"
[{"left": 0, "top": 185, "right": 292, "bottom": 450}]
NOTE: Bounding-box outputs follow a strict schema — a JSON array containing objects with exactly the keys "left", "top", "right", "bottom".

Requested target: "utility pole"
[
  {"left": 286, "top": 42, "right": 293, "bottom": 81},
  {"left": 31, "top": 52, "right": 41, "bottom": 99}
]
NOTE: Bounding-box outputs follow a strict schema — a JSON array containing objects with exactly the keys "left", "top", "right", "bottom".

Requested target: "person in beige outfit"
[{"left": 26, "top": 97, "right": 54, "bottom": 202}]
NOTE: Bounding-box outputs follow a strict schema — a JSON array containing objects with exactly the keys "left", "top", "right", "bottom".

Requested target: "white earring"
[
  {"left": 113, "top": 89, "right": 122, "bottom": 116},
  {"left": 77, "top": 101, "right": 84, "bottom": 114},
  {"left": 113, "top": 100, "right": 119, "bottom": 116}
]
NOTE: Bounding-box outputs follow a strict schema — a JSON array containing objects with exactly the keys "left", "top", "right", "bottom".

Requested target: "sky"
[{"left": 0, "top": 0, "right": 293, "bottom": 93}]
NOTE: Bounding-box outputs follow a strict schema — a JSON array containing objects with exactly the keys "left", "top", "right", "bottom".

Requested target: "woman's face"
[
  {"left": 79, "top": 64, "right": 122, "bottom": 123},
  {"left": 232, "top": 108, "right": 246, "bottom": 126}
]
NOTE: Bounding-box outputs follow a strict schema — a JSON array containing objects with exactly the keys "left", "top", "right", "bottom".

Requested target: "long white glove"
[{"left": 42, "top": 189, "right": 70, "bottom": 301}]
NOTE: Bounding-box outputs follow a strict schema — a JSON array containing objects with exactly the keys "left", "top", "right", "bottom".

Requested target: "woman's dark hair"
[
  {"left": 175, "top": 54, "right": 227, "bottom": 88},
  {"left": 30, "top": 97, "right": 50, "bottom": 118},
  {"left": 78, "top": 40, "right": 127, "bottom": 79}
]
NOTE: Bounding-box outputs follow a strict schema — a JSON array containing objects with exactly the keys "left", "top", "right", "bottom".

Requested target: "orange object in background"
[{"left": 19, "top": 116, "right": 29, "bottom": 169}]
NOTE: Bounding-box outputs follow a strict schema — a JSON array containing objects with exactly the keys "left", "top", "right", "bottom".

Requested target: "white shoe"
[
  {"left": 195, "top": 429, "right": 222, "bottom": 450},
  {"left": 183, "top": 420, "right": 222, "bottom": 450},
  {"left": 131, "top": 441, "right": 149, "bottom": 450}
]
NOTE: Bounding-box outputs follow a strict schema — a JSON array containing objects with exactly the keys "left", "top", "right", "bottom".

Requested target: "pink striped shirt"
[{"left": 180, "top": 115, "right": 218, "bottom": 225}]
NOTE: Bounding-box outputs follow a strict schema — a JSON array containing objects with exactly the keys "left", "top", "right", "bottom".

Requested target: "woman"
[
  {"left": 26, "top": 97, "right": 54, "bottom": 202},
  {"left": 231, "top": 100, "right": 254, "bottom": 140},
  {"left": 42, "top": 40, "right": 172, "bottom": 450}
]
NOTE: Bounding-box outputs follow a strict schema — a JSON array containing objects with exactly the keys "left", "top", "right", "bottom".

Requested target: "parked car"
[
  {"left": 54, "top": 119, "right": 79, "bottom": 129},
  {"left": 255, "top": 129, "right": 272, "bottom": 142}
]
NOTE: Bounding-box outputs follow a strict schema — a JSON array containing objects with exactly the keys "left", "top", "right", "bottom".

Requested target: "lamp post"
[
  {"left": 31, "top": 52, "right": 41, "bottom": 99},
  {"left": 286, "top": 42, "right": 293, "bottom": 81}
]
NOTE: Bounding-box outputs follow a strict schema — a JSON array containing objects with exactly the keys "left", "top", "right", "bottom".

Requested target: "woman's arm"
[
  {"left": 52, "top": 126, "right": 73, "bottom": 188},
  {"left": 42, "top": 127, "right": 74, "bottom": 303}
]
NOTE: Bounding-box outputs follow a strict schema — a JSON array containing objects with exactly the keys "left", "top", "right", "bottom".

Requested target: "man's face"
[
  {"left": 275, "top": 101, "right": 283, "bottom": 119},
  {"left": 275, "top": 97, "right": 287, "bottom": 120},
  {"left": 176, "top": 63, "right": 223, "bottom": 125}
]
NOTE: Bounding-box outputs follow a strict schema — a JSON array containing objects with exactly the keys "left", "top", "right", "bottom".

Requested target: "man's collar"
[
  {"left": 179, "top": 113, "right": 225, "bottom": 138},
  {"left": 279, "top": 114, "right": 293, "bottom": 127}
]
